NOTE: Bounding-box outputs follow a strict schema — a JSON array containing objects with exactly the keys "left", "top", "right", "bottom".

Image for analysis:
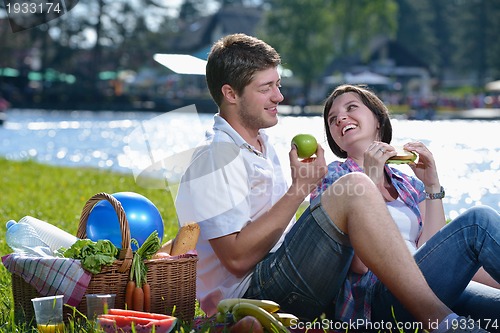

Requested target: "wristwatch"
[{"left": 426, "top": 186, "right": 445, "bottom": 200}]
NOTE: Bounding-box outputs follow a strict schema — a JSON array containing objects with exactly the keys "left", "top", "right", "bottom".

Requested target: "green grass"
[
  {"left": 0, "top": 158, "right": 316, "bottom": 332},
  {"left": 0, "top": 158, "right": 212, "bottom": 332}
]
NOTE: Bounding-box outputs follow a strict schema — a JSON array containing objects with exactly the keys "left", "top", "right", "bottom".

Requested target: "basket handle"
[{"left": 77, "top": 192, "right": 133, "bottom": 273}]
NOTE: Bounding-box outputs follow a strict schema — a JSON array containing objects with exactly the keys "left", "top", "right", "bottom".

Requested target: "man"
[{"left": 174, "top": 33, "right": 487, "bottom": 332}]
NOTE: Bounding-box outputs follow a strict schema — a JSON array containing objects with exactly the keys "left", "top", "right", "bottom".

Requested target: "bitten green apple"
[{"left": 291, "top": 134, "right": 318, "bottom": 159}]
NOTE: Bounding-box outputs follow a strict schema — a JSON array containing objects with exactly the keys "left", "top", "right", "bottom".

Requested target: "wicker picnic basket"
[{"left": 11, "top": 192, "right": 198, "bottom": 323}]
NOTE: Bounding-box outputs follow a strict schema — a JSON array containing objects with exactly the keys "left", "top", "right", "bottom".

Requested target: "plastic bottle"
[
  {"left": 5, "top": 220, "right": 53, "bottom": 256},
  {"left": 19, "top": 216, "right": 78, "bottom": 252}
]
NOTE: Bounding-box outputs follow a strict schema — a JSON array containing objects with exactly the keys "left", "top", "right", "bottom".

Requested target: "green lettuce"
[{"left": 62, "top": 239, "right": 119, "bottom": 274}]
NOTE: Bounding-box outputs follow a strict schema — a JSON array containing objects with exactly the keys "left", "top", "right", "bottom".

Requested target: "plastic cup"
[
  {"left": 86, "top": 294, "right": 116, "bottom": 319},
  {"left": 31, "top": 295, "right": 64, "bottom": 333}
]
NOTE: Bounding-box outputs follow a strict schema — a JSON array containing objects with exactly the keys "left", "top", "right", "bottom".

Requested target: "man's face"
[{"left": 236, "top": 67, "right": 284, "bottom": 132}]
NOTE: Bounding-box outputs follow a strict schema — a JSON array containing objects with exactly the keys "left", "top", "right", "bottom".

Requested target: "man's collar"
[{"left": 213, "top": 114, "right": 267, "bottom": 156}]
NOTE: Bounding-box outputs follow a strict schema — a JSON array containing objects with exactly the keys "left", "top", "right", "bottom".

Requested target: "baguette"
[
  {"left": 156, "top": 238, "right": 174, "bottom": 255},
  {"left": 170, "top": 222, "right": 200, "bottom": 256}
]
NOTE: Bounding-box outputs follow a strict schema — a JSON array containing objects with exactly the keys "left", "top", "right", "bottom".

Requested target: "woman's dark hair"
[
  {"left": 323, "top": 84, "right": 392, "bottom": 158},
  {"left": 206, "top": 33, "right": 281, "bottom": 107}
]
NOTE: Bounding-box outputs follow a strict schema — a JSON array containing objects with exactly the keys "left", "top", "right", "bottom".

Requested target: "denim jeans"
[
  {"left": 243, "top": 196, "right": 354, "bottom": 320},
  {"left": 244, "top": 200, "right": 500, "bottom": 327},
  {"left": 371, "top": 205, "right": 500, "bottom": 332}
]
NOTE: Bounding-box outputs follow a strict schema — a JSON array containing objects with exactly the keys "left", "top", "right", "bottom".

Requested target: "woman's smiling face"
[{"left": 326, "top": 92, "right": 380, "bottom": 154}]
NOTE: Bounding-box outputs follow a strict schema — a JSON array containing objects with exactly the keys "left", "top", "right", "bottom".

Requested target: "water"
[
  {"left": 5, "top": 220, "right": 53, "bottom": 257},
  {"left": 0, "top": 108, "right": 498, "bottom": 220}
]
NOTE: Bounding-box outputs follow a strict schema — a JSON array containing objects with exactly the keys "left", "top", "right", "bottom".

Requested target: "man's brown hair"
[{"left": 206, "top": 33, "right": 281, "bottom": 107}]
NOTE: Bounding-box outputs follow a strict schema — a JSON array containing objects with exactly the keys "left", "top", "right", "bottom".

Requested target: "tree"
[
  {"left": 0, "top": 0, "right": 179, "bottom": 107},
  {"left": 260, "top": 0, "right": 335, "bottom": 107},
  {"left": 484, "top": 0, "right": 500, "bottom": 79},
  {"left": 396, "top": 0, "right": 439, "bottom": 74},
  {"left": 449, "top": 0, "right": 500, "bottom": 85},
  {"left": 179, "top": 0, "right": 206, "bottom": 23},
  {"left": 396, "top": 0, "right": 500, "bottom": 87},
  {"left": 260, "top": 0, "right": 397, "bottom": 108}
]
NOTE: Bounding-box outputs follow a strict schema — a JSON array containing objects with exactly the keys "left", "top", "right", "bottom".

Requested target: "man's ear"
[{"left": 221, "top": 84, "right": 237, "bottom": 104}]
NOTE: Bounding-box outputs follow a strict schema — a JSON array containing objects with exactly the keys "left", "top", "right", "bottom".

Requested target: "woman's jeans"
[
  {"left": 244, "top": 201, "right": 500, "bottom": 329},
  {"left": 244, "top": 196, "right": 354, "bottom": 320},
  {"left": 371, "top": 205, "right": 500, "bottom": 331}
]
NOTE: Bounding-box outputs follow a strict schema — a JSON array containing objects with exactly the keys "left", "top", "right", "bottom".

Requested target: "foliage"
[
  {"left": 61, "top": 239, "right": 119, "bottom": 274},
  {"left": 259, "top": 0, "right": 397, "bottom": 102},
  {"left": 260, "top": 0, "right": 338, "bottom": 89},
  {"left": 395, "top": 0, "right": 436, "bottom": 74},
  {"left": 130, "top": 230, "right": 161, "bottom": 290},
  {"left": 396, "top": 0, "right": 500, "bottom": 84},
  {"left": 2, "top": 0, "right": 500, "bottom": 108}
]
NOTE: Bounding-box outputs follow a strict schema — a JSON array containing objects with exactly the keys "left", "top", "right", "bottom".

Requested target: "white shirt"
[
  {"left": 175, "top": 114, "right": 293, "bottom": 316},
  {"left": 386, "top": 196, "right": 420, "bottom": 253}
]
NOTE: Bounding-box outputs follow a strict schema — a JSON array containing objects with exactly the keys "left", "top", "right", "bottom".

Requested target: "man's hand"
[{"left": 289, "top": 143, "right": 328, "bottom": 199}]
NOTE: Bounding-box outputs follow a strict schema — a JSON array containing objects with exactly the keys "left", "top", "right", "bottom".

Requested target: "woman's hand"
[
  {"left": 363, "top": 141, "right": 395, "bottom": 185},
  {"left": 404, "top": 142, "right": 440, "bottom": 190},
  {"left": 349, "top": 253, "right": 368, "bottom": 275},
  {"left": 410, "top": 142, "right": 446, "bottom": 244}
]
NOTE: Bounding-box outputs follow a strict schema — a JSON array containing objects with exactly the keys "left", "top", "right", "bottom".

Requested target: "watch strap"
[{"left": 426, "top": 186, "right": 445, "bottom": 200}]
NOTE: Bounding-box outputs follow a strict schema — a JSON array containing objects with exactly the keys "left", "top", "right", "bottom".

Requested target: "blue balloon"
[{"left": 86, "top": 192, "right": 164, "bottom": 250}]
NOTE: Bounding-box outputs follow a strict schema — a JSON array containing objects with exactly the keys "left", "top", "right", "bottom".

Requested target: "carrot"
[
  {"left": 125, "top": 280, "right": 135, "bottom": 309},
  {"left": 142, "top": 282, "right": 151, "bottom": 312},
  {"left": 127, "top": 231, "right": 161, "bottom": 312},
  {"left": 133, "top": 286, "right": 144, "bottom": 311}
]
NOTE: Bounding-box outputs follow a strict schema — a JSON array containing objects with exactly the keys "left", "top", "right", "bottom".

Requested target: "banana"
[
  {"left": 216, "top": 311, "right": 228, "bottom": 323},
  {"left": 231, "top": 302, "right": 290, "bottom": 333},
  {"left": 217, "top": 298, "right": 280, "bottom": 314},
  {"left": 271, "top": 312, "right": 299, "bottom": 327}
]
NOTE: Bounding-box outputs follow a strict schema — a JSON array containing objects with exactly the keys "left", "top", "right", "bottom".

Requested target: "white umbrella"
[
  {"left": 154, "top": 54, "right": 293, "bottom": 79},
  {"left": 344, "top": 71, "right": 391, "bottom": 85},
  {"left": 485, "top": 80, "right": 500, "bottom": 91},
  {"left": 153, "top": 54, "right": 207, "bottom": 75}
]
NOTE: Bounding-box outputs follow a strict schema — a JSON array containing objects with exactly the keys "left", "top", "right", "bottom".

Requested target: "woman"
[{"left": 312, "top": 84, "right": 500, "bottom": 327}]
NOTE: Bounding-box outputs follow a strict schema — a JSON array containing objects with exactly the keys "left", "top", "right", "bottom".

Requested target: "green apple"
[{"left": 291, "top": 134, "right": 318, "bottom": 159}]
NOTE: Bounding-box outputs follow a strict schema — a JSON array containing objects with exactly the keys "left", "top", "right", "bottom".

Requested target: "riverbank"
[
  {"left": 2, "top": 104, "right": 500, "bottom": 122},
  {"left": 279, "top": 105, "right": 500, "bottom": 121},
  {"left": 436, "top": 107, "right": 500, "bottom": 120}
]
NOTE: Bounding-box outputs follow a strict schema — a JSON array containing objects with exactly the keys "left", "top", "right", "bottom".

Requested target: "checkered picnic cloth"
[{"left": 2, "top": 253, "right": 92, "bottom": 306}]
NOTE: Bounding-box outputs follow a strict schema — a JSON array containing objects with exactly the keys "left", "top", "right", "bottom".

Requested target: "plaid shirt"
[{"left": 310, "top": 157, "right": 426, "bottom": 321}]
